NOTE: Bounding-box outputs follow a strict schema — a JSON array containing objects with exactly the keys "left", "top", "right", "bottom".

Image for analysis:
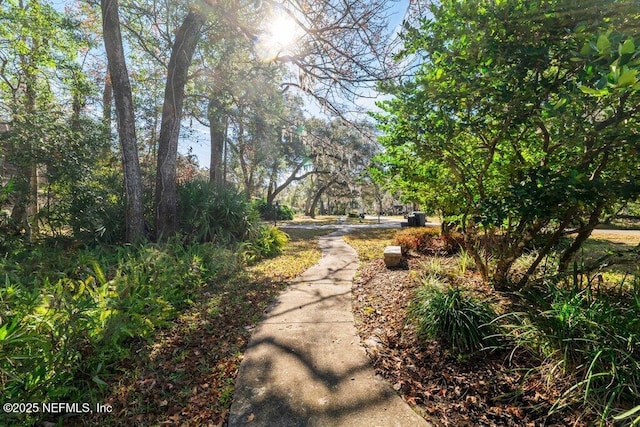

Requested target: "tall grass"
[
  {"left": 500, "top": 275, "right": 640, "bottom": 424},
  {"left": 410, "top": 275, "right": 499, "bottom": 355}
]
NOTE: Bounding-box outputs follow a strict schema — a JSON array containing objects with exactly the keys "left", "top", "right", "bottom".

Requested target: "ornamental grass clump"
[
  {"left": 410, "top": 276, "right": 499, "bottom": 355},
  {"left": 501, "top": 276, "right": 640, "bottom": 423}
]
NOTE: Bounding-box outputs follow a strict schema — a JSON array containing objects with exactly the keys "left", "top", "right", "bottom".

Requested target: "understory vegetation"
[
  {"left": 348, "top": 227, "right": 640, "bottom": 426},
  {"left": 0, "top": 183, "right": 297, "bottom": 426}
]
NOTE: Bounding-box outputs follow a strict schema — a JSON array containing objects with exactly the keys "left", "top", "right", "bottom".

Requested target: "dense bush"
[
  {"left": 0, "top": 240, "right": 239, "bottom": 425},
  {"left": 63, "top": 167, "right": 127, "bottom": 244},
  {"left": 252, "top": 198, "right": 294, "bottom": 221},
  {"left": 393, "top": 227, "right": 439, "bottom": 254},
  {"left": 410, "top": 276, "right": 499, "bottom": 354},
  {"left": 177, "top": 180, "right": 260, "bottom": 244},
  {"left": 243, "top": 226, "right": 289, "bottom": 261}
]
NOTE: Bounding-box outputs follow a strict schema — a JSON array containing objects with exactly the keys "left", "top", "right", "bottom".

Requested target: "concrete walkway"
[{"left": 228, "top": 229, "right": 428, "bottom": 427}]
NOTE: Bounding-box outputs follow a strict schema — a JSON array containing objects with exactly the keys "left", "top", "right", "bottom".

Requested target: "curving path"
[{"left": 228, "top": 228, "right": 429, "bottom": 427}]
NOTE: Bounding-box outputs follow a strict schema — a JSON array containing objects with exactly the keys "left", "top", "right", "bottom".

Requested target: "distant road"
[
  {"left": 282, "top": 216, "right": 640, "bottom": 239},
  {"left": 591, "top": 228, "right": 640, "bottom": 239}
]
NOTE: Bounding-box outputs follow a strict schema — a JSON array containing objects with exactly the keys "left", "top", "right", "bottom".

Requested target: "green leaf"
[
  {"left": 612, "top": 404, "right": 640, "bottom": 423},
  {"left": 578, "top": 85, "right": 608, "bottom": 96},
  {"left": 554, "top": 98, "right": 567, "bottom": 109},
  {"left": 596, "top": 34, "right": 611, "bottom": 54},
  {"left": 580, "top": 43, "right": 592, "bottom": 56},
  {"left": 92, "top": 375, "right": 108, "bottom": 387},
  {"left": 620, "top": 38, "right": 636, "bottom": 55},
  {"left": 618, "top": 69, "right": 637, "bottom": 87},
  {"left": 0, "top": 324, "right": 8, "bottom": 341}
]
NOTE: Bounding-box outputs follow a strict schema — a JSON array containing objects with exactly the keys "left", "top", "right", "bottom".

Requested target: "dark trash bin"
[
  {"left": 413, "top": 211, "right": 426, "bottom": 227},
  {"left": 407, "top": 214, "right": 417, "bottom": 226}
]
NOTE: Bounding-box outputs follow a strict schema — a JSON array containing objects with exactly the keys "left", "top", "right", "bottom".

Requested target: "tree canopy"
[{"left": 374, "top": 0, "right": 640, "bottom": 288}]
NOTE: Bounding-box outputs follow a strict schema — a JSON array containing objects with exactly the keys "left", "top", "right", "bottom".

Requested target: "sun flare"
[
  {"left": 257, "top": 11, "right": 302, "bottom": 61},
  {"left": 268, "top": 13, "right": 300, "bottom": 49}
]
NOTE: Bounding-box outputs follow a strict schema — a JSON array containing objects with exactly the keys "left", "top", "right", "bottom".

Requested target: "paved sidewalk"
[{"left": 228, "top": 229, "right": 428, "bottom": 427}]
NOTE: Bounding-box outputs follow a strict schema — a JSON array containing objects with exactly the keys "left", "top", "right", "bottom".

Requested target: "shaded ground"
[
  {"left": 78, "top": 229, "right": 328, "bottom": 426},
  {"left": 72, "top": 222, "right": 637, "bottom": 426}
]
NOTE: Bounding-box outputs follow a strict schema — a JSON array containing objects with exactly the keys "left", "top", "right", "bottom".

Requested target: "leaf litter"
[{"left": 352, "top": 256, "right": 592, "bottom": 427}]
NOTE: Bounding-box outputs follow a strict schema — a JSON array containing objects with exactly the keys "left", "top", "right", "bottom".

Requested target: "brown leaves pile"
[{"left": 352, "top": 257, "right": 590, "bottom": 427}]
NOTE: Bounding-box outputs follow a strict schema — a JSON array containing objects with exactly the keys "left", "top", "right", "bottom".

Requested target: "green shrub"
[
  {"left": 177, "top": 180, "right": 260, "bottom": 244},
  {"left": 410, "top": 278, "right": 499, "bottom": 354},
  {"left": 0, "top": 239, "right": 240, "bottom": 424},
  {"left": 252, "top": 198, "right": 294, "bottom": 221},
  {"left": 278, "top": 204, "right": 295, "bottom": 221},
  {"left": 243, "top": 226, "right": 289, "bottom": 261}
]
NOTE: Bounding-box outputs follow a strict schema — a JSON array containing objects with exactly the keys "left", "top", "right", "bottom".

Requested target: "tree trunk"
[
  {"left": 208, "top": 99, "right": 225, "bottom": 187},
  {"left": 266, "top": 162, "right": 310, "bottom": 206},
  {"left": 27, "top": 165, "right": 38, "bottom": 236},
  {"left": 10, "top": 169, "right": 30, "bottom": 237},
  {"left": 440, "top": 220, "right": 449, "bottom": 236},
  {"left": 492, "top": 218, "right": 547, "bottom": 290},
  {"left": 308, "top": 180, "right": 335, "bottom": 218},
  {"left": 102, "top": 0, "right": 145, "bottom": 242},
  {"left": 222, "top": 117, "right": 228, "bottom": 183},
  {"left": 464, "top": 234, "right": 489, "bottom": 284},
  {"left": 557, "top": 202, "right": 606, "bottom": 272},
  {"left": 11, "top": 51, "right": 38, "bottom": 239},
  {"left": 304, "top": 178, "right": 314, "bottom": 215},
  {"left": 233, "top": 119, "right": 256, "bottom": 197},
  {"left": 516, "top": 206, "right": 580, "bottom": 289},
  {"left": 155, "top": 10, "right": 206, "bottom": 238},
  {"left": 71, "top": 69, "right": 84, "bottom": 130},
  {"left": 103, "top": 69, "right": 112, "bottom": 141}
]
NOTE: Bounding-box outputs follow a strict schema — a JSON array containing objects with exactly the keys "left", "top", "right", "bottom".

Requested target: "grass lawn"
[
  {"left": 573, "top": 231, "right": 640, "bottom": 280},
  {"left": 280, "top": 214, "right": 415, "bottom": 226},
  {"left": 343, "top": 228, "right": 397, "bottom": 261}
]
